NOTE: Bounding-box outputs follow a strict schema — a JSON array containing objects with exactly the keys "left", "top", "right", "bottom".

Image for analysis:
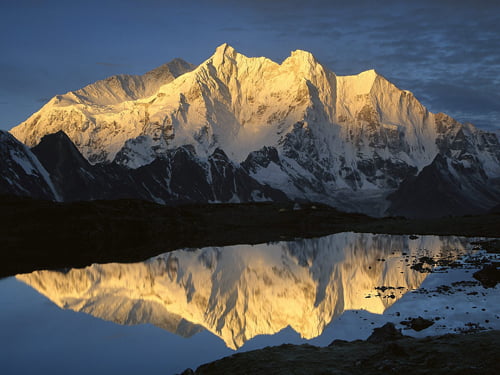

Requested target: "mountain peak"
[
  {"left": 32, "top": 130, "right": 89, "bottom": 170},
  {"left": 362, "top": 68, "right": 378, "bottom": 76},
  {"left": 282, "top": 49, "right": 321, "bottom": 70},
  {"left": 289, "top": 49, "right": 316, "bottom": 62},
  {"left": 214, "top": 43, "right": 237, "bottom": 57},
  {"left": 0, "top": 129, "right": 60, "bottom": 201},
  {"left": 210, "top": 43, "right": 241, "bottom": 67},
  {"left": 147, "top": 58, "right": 195, "bottom": 79},
  {"left": 336, "top": 68, "right": 381, "bottom": 95},
  {"left": 354, "top": 68, "right": 380, "bottom": 82}
]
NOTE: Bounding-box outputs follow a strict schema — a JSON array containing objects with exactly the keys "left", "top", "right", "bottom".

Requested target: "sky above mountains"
[{"left": 1, "top": 0, "right": 499, "bottom": 132}]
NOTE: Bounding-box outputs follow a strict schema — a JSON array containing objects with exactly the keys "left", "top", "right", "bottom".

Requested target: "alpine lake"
[{"left": 1, "top": 232, "right": 499, "bottom": 375}]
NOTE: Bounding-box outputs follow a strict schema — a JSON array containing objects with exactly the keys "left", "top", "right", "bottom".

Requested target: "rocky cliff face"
[
  {"left": 17, "top": 232, "right": 468, "bottom": 349},
  {"left": 387, "top": 153, "right": 500, "bottom": 218},
  {"left": 8, "top": 44, "right": 500, "bottom": 215},
  {"left": 26, "top": 131, "right": 286, "bottom": 204},
  {"left": 387, "top": 113, "right": 500, "bottom": 217},
  {"left": 0, "top": 130, "right": 59, "bottom": 200}
]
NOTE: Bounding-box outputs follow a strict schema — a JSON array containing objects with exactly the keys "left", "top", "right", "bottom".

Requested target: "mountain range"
[{"left": 2, "top": 44, "right": 500, "bottom": 217}]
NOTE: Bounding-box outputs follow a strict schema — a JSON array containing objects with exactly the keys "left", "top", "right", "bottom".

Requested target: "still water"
[{"left": 1, "top": 232, "right": 498, "bottom": 374}]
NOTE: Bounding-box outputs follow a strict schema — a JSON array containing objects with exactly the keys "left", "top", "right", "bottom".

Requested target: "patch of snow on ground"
[{"left": 323, "top": 247, "right": 500, "bottom": 343}]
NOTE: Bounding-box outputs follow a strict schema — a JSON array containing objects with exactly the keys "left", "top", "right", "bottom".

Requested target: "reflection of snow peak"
[{"left": 17, "top": 232, "right": 468, "bottom": 349}]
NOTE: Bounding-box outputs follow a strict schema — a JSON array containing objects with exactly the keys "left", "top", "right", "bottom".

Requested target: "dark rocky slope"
[
  {"left": 0, "top": 131, "right": 57, "bottom": 200},
  {"left": 28, "top": 131, "right": 288, "bottom": 203},
  {"left": 186, "top": 328, "right": 500, "bottom": 375},
  {"left": 388, "top": 153, "right": 500, "bottom": 218}
]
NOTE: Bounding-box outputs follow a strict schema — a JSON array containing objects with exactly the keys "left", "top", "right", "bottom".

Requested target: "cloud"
[
  {"left": 418, "top": 82, "right": 499, "bottom": 112},
  {"left": 242, "top": 0, "right": 500, "bottom": 130}
]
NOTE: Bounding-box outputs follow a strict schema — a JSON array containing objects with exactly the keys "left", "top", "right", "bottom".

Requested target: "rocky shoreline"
[{"left": 181, "top": 327, "right": 500, "bottom": 375}]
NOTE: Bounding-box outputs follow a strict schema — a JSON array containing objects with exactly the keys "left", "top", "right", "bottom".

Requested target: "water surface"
[{"left": 1, "top": 232, "right": 498, "bottom": 374}]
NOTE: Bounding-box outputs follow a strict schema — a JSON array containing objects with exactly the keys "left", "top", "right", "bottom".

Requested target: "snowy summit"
[{"left": 6, "top": 44, "right": 500, "bottom": 216}]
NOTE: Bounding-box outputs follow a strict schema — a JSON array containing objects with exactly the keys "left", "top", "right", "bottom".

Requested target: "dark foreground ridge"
[
  {"left": 1, "top": 194, "right": 499, "bottom": 277},
  {"left": 183, "top": 327, "right": 500, "bottom": 375}
]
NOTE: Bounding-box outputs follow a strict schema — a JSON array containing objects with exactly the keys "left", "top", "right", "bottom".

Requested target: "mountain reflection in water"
[{"left": 17, "top": 232, "right": 468, "bottom": 349}]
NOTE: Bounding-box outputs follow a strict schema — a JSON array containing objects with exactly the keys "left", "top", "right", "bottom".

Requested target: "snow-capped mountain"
[
  {"left": 72, "top": 58, "right": 195, "bottom": 106},
  {"left": 8, "top": 44, "right": 500, "bottom": 216},
  {"left": 0, "top": 130, "right": 59, "bottom": 200},
  {"left": 9, "top": 57, "right": 194, "bottom": 162},
  {"left": 17, "top": 232, "right": 469, "bottom": 349}
]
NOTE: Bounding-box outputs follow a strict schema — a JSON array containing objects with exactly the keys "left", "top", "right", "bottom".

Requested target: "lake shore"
[
  {"left": 185, "top": 328, "right": 500, "bottom": 375},
  {"left": 1, "top": 195, "right": 499, "bottom": 277},
  {"left": 3, "top": 195, "right": 500, "bottom": 374}
]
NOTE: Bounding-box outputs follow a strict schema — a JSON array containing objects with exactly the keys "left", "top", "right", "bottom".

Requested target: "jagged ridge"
[{"left": 8, "top": 44, "right": 500, "bottom": 216}]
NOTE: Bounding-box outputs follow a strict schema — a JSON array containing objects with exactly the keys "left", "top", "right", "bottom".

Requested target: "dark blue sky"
[{"left": 1, "top": 0, "right": 499, "bottom": 132}]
